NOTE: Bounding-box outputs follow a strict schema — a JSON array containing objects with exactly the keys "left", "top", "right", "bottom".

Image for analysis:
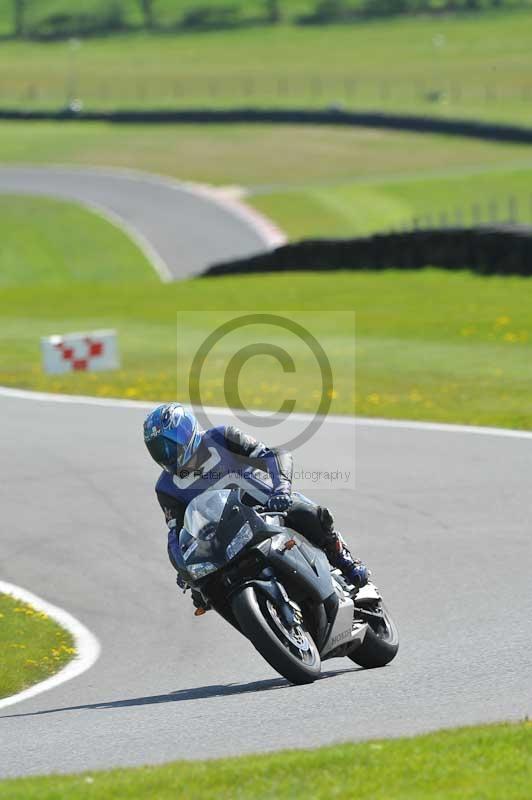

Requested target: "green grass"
[
  {"left": 0, "top": 195, "right": 155, "bottom": 286},
  {"left": 1, "top": 269, "right": 531, "bottom": 429},
  {"left": 250, "top": 164, "right": 532, "bottom": 239},
  {"left": 0, "top": 593, "right": 76, "bottom": 698},
  {"left": 1, "top": 722, "right": 530, "bottom": 799},
  {"left": 1, "top": 120, "right": 532, "bottom": 187},
  {"left": 0, "top": 181, "right": 530, "bottom": 431},
  {"left": 1, "top": 10, "right": 532, "bottom": 124}
]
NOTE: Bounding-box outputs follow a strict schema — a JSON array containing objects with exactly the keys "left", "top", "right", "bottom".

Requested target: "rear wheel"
[
  {"left": 232, "top": 586, "right": 321, "bottom": 685},
  {"left": 349, "top": 603, "right": 399, "bottom": 668}
]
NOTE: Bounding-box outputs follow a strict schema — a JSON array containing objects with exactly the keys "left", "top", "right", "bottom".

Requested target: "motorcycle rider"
[{"left": 144, "top": 403, "right": 368, "bottom": 613}]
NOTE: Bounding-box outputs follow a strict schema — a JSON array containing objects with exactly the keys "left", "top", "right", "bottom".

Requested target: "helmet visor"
[{"left": 146, "top": 436, "right": 185, "bottom": 473}]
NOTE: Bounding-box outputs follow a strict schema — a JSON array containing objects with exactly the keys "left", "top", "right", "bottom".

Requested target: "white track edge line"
[
  {"left": 59, "top": 165, "right": 287, "bottom": 250},
  {"left": 75, "top": 197, "right": 173, "bottom": 283},
  {"left": 0, "top": 581, "right": 101, "bottom": 710},
  {"left": 1, "top": 385, "right": 531, "bottom": 440}
]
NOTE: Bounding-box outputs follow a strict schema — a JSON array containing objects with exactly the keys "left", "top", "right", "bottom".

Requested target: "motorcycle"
[{"left": 174, "top": 488, "right": 399, "bottom": 685}]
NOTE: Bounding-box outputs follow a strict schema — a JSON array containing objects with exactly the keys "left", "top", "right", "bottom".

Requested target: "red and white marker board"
[{"left": 41, "top": 330, "right": 120, "bottom": 374}]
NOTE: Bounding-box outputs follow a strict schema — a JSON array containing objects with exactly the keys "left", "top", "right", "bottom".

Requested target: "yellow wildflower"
[{"left": 494, "top": 316, "right": 511, "bottom": 328}]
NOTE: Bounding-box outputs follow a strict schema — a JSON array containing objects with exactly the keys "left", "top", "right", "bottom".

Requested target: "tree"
[
  {"left": 139, "top": 0, "right": 154, "bottom": 29},
  {"left": 265, "top": 0, "right": 282, "bottom": 24},
  {"left": 13, "top": 0, "right": 26, "bottom": 37}
]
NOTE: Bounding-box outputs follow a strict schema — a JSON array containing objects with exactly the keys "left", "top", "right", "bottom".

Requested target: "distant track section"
[{"left": 0, "top": 166, "right": 281, "bottom": 280}]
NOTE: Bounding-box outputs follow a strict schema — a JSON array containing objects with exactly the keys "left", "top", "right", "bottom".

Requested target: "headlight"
[
  {"left": 226, "top": 522, "right": 253, "bottom": 560},
  {"left": 187, "top": 561, "right": 218, "bottom": 580}
]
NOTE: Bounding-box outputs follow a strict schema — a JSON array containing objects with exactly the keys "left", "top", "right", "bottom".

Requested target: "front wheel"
[
  {"left": 349, "top": 603, "right": 399, "bottom": 668},
  {"left": 232, "top": 586, "right": 321, "bottom": 685}
]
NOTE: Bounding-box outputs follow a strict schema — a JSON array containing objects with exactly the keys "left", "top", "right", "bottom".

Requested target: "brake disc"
[{"left": 266, "top": 600, "right": 310, "bottom": 652}]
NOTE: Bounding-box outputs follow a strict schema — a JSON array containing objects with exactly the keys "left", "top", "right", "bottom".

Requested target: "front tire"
[
  {"left": 349, "top": 603, "right": 399, "bottom": 668},
  {"left": 232, "top": 586, "right": 321, "bottom": 685}
]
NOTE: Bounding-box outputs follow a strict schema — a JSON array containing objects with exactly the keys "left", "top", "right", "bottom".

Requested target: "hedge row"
[
  {"left": 10, "top": 1, "right": 531, "bottom": 40},
  {"left": 203, "top": 226, "right": 532, "bottom": 277},
  {"left": 3, "top": 106, "right": 532, "bottom": 145}
]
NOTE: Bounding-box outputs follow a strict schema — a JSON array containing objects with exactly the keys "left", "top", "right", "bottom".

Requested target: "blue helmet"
[{"left": 143, "top": 403, "right": 203, "bottom": 473}]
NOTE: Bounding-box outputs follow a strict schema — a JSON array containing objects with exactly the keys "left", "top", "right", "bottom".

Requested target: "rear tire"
[
  {"left": 232, "top": 586, "right": 321, "bottom": 685},
  {"left": 349, "top": 604, "right": 399, "bottom": 668}
]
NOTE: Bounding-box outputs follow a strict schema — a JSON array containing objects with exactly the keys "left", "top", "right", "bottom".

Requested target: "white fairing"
[
  {"left": 320, "top": 577, "right": 379, "bottom": 656},
  {"left": 321, "top": 594, "right": 356, "bottom": 656},
  {"left": 320, "top": 596, "right": 367, "bottom": 656}
]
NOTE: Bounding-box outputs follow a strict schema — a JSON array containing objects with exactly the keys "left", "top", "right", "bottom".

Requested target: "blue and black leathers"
[
  {"left": 155, "top": 425, "right": 345, "bottom": 578},
  {"left": 157, "top": 425, "right": 291, "bottom": 522}
]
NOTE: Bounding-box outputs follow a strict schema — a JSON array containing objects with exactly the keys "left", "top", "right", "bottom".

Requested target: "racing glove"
[{"left": 267, "top": 490, "right": 292, "bottom": 512}]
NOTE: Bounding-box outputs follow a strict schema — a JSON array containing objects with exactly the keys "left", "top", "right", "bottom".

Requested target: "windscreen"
[{"left": 183, "top": 490, "right": 231, "bottom": 540}]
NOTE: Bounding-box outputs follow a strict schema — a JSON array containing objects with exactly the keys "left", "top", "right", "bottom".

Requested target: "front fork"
[{"left": 237, "top": 567, "right": 297, "bottom": 628}]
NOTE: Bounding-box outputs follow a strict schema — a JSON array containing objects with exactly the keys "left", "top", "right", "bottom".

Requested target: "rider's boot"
[
  {"left": 327, "top": 532, "right": 369, "bottom": 591},
  {"left": 318, "top": 507, "right": 369, "bottom": 591}
]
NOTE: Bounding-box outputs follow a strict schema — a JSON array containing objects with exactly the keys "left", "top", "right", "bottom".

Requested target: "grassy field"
[
  {"left": 0, "top": 593, "right": 76, "bottom": 699},
  {"left": 250, "top": 163, "right": 532, "bottom": 238},
  {"left": 1, "top": 243, "right": 531, "bottom": 429},
  {"left": 0, "top": 154, "right": 531, "bottom": 429},
  {"left": 0, "top": 195, "right": 155, "bottom": 286},
  {"left": 2, "top": 121, "right": 532, "bottom": 187},
  {"left": 1, "top": 10, "right": 532, "bottom": 124},
  {"left": 2, "top": 722, "right": 530, "bottom": 799},
  {"left": 1, "top": 120, "right": 532, "bottom": 242}
]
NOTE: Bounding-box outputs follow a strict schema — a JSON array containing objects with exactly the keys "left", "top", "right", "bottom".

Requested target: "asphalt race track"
[
  {"left": 1, "top": 393, "right": 531, "bottom": 777},
  {"left": 0, "top": 166, "right": 530, "bottom": 778},
  {"left": 0, "top": 166, "right": 277, "bottom": 279}
]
